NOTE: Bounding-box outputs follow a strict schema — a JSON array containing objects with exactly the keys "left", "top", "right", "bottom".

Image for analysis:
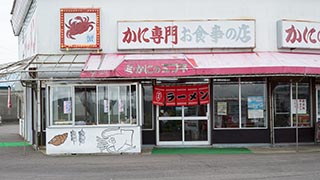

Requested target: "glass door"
[{"left": 156, "top": 105, "right": 210, "bottom": 146}]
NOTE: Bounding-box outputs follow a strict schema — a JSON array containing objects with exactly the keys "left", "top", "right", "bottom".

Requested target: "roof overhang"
[{"left": 80, "top": 52, "right": 320, "bottom": 79}]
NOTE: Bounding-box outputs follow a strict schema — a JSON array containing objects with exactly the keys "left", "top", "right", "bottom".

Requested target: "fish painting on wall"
[{"left": 48, "top": 132, "right": 68, "bottom": 146}]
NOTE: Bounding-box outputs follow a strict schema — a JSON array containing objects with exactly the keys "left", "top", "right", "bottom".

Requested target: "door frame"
[{"left": 156, "top": 105, "right": 211, "bottom": 146}]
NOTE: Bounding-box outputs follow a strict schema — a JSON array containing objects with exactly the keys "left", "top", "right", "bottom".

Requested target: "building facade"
[{"left": 8, "top": 0, "right": 320, "bottom": 154}]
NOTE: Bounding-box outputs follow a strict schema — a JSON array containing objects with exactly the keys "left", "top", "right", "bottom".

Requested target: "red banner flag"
[
  {"left": 165, "top": 87, "right": 176, "bottom": 106},
  {"left": 176, "top": 86, "right": 188, "bottom": 106},
  {"left": 152, "top": 86, "right": 165, "bottom": 106},
  {"left": 198, "top": 84, "right": 210, "bottom": 105},
  {"left": 7, "top": 86, "right": 12, "bottom": 109},
  {"left": 187, "top": 86, "right": 198, "bottom": 106}
]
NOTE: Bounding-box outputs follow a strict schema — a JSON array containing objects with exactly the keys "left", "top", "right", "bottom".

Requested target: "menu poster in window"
[
  {"left": 63, "top": 100, "right": 71, "bottom": 114},
  {"left": 217, "top": 102, "right": 227, "bottom": 115},
  {"left": 248, "top": 96, "right": 264, "bottom": 119},
  {"left": 119, "top": 100, "right": 124, "bottom": 112},
  {"left": 166, "top": 87, "right": 176, "bottom": 106},
  {"left": 103, "top": 99, "right": 109, "bottom": 113},
  {"left": 292, "top": 99, "right": 307, "bottom": 114}
]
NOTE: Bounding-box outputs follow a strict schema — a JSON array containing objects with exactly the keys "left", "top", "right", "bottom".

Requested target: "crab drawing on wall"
[{"left": 65, "top": 16, "right": 95, "bottom": 40}]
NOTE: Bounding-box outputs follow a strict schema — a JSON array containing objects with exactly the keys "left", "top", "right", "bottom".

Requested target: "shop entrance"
[{"left": 156, "top": 104, "right": 210, "bottom": 146}]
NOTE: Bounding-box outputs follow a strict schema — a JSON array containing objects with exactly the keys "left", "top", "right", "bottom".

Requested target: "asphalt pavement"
[{"left": 1, "top": 123, "right": 320, "bottom": 180}]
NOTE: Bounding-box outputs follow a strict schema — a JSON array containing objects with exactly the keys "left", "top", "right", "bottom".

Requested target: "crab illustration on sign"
[
  {"left": 60, "top": 8, "right": 100, "bottom": 49},
  {"left": 65, "top": 16, "right": 95, "bottom": 40}
]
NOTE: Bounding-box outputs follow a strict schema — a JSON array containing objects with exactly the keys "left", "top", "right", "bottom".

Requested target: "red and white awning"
[{"left": 80, "top": 52, "right": 320, "bottom": 78}]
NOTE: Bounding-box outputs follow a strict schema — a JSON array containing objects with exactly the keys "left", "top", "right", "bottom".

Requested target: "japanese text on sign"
[
  {"left": 118, "top": 20, "right": 255, "bottom": 49},
  {"left": 152, "top": 85, "right": 209, "bottom": 106},
  {"left": 124, "top": 63, "right": 188, "bottom": 75},
  {"left": 292, "top": 99, "right": 307, "bottom": 114},
  {"left": 278, "top": 20, "right": 320, "bottom": 49}
]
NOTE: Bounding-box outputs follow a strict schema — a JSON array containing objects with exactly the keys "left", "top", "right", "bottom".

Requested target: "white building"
[{"left": 6, "top": 0, "right": 320, "bottom": 154}]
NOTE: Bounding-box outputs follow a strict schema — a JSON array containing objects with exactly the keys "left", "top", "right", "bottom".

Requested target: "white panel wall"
[
  {"left": 46, "top": 126, "right": 141, "bottom": 154},
  {"left": 32, "top": 0, "right": 320, "bottom": 56}
]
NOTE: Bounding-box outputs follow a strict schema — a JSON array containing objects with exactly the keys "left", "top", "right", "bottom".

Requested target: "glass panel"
[
  {"left": 74, "top": 86, "right": 96, "bottom": 125},
  {"left": 119, "top": 86, "right": 129, "bottom": 124},
  {"left": 131, "top": 85, "right": 137, "bottom": 124},
  {"left": 184, "top": 120, "right": 208, "bottom": 141},
  {"left": 142, "top": 84, "right": 153, "bottom": 129},
  {"left": 109, "top": 86, "right": 119, "bottom": 124},
  {"left": 98, "top": 86, "right": 109, "bottom": 124},
  {"left": 241, "top": 82, "right": 266, "bottom": 128},
  {"left": 292, "top": 83, "right": 310, "bottom": 127},
  {"left": 97, "top": 84, "right": 137, "bottom": 125},
  {"left": 159, "top": 106, "right": 182, "bottom": 117},
  {"left": 159, "top": 120, "right": 182, "bottom": 141},
  {"left": 274, "top": 83, "right": 291, "bottom": 127},
  {"left": 213, "top": 82, "right": 239, "bottom": 128},
  {"left": 184, "top": 104, "right": 207, "bottom": 117},
  {"left": 52, "top": 86, "right": 72, "bottom": 125}
]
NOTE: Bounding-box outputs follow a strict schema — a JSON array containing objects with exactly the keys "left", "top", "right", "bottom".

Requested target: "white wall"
[
  {"left": 30, "top": 0, "right": 320, "bottom": 56},
  {"left": 46, "top": 126, "right": 141, "bottom": 154}
]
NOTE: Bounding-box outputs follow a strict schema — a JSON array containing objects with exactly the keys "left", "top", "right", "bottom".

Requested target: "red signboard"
[
  {"left": 152, "top": 84, "right": 209, "bottom": 106},
  {"left": 7, "top": 86, "right": 11, "bottom": 109},
  {"left": 176, "top": 86, "right": 188, "bottom": 106},
  {"left": 115, "top": 59, "right": 196, "bottom": 77},
  {"left": 152, "top": 86, "right": 165, "bottom": 106},
  {"left": 198, "top": 84, "right": 210, "bottom": 105},
  {"left": 165, "top": 87, "right": 176, "bottom": 106},
  {"left": 187, "top": 86, "right": 198, "bottom": 106}
]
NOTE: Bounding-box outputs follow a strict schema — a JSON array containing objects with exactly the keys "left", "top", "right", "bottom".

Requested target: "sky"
[{"left": 0, "top": 0, "right": 18, "bottom": 65}]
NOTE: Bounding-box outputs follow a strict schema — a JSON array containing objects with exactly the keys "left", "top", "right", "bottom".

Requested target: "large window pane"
[
  {"left": 97, "top": 84, "right": 137, "bottom": 125},
  {"left": 159, "top": 106, "right": 183, "bottom": 117},
  {"left": 74, "top": 86, "right": 96, "bottom": 125},
  {"left": 159, "top": 120, "right": 182, "bottom": 141},
  {"left": 292, "top": 83, "right": 310, "bottom": 127},
  {"left": 52, "top": 86, "right": 72, "bottom": 125},
  {"left": 241, "top": 82, "right": 266, "bottom": 128},
  {"left": 274, "top": 82, "right": 311, "bottom": 127},
  {"left": 184, "top": 120, "right": 207, "bottom": 141},
  {"left": 98, "top": 86, "right": 109, "bottom": 124},
  {"left": 274, "top": 83, "right": 290, "bottom": 127},
  {"left": 109, "top": 86, "right": 120, "bottom": 124},
  {"left": 119, "top": 86, "right": 129, "bottom": 124},
  {"left": 184, "top": 104, "right": 207, "bottom": 117},
  {"left": 213, "top": 82, "right": 239, "bottom": 128}
]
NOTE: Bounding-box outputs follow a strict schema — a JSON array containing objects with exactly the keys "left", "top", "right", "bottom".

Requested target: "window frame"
[
  {"left": 213, "top": 78, "right": 268, "bottom": 130},
  {"left": 48, "top": 83, "right": 139, "bottom": 127},
  {"left": 274, "top": 81, "right": 312, "bottom": 128}
]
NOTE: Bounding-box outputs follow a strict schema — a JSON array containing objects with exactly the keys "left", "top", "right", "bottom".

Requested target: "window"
[
  {"left": 213, "top": 78, "right": 267, "bottom": 129},
  {"left": 75, "top": 86, "right": 96, "bottom": 125},
  {"left": 241, "top": 81, "right": 266, "bottom": 128},
  {"left": 51, "top": 86, "right": 73, "bottom": 125},
  {"left": 213, "top": 81, "right": 239, "bottom": 128},
  {"left": 50, "top": 84, "right": 138, "bottom": 126},
  {"left": 97, "top": 84, "right": 137, "bottom": 125},
  {"left": 274, "top": 82, "right": 311, "bottom": 127}
]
